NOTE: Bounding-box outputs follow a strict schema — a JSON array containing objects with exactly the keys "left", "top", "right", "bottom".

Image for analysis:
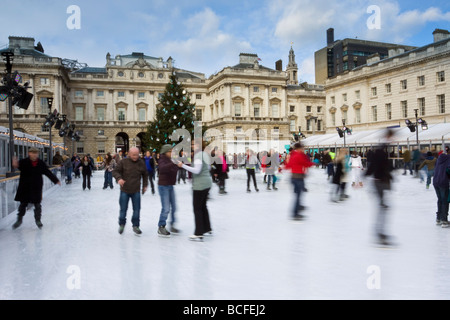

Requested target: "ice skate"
[
  {"left": 133, "top": 226, "right": 142, "bottom": 235},
  {"left": 12, "top": 216, "right": 23, "bottom": 230},
  {"left": 189, "top": 235, "right": 204, "bottom": 241},
  {"left": 158, "top": 226, "right": 170, "bottom": 237},
  {"left": 35, "top": 219, "right": 43, "bottom": 229},
  {"left": 118, "top": 225, "right": 125, "bottom": 234},
  {"left": 169, "top": 225, "right": 180, "bottom": 234}
]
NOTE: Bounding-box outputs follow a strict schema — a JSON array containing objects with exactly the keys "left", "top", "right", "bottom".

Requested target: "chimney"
[
  {"left": 327, "top": 28, "right": 334, "bottom": 46},
  {"left": 433, "top": 29, "right": 450, "bottom": 43},
  {"left": 275, "top": 59, "right": 283, "bottom": 71}
]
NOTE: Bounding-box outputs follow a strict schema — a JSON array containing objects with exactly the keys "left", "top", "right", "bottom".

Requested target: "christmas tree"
[{"left": 144, "top": 72, "right": 197, "bottom": 153}]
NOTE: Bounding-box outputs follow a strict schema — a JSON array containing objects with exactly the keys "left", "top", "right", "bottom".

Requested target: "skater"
[
  {"left": 178, "top": 140, "right": 213, "bottom": 241},
  {"left": 157, "top": 144, "right": 180, "bottom": 237},
  {"left": 177, "top": 151, "right": 188, "bottom": 184},
  {"left": 76, "top": 155, "right": 93, "bottom": 190},
  {"left": 285, "top": 142, "right": 314, "bottom": 220},
  {"left": 212, "top": 148, "right": 229, "bottom": 194},
  {"left": 113, "top": 147, "right": 148, "bottom": 235},
  {"left": 433, "top": 153, "right": 450, "bottom": 227},
  {"left": 263, "top": 149, "right": 279, "bottom": 190},
  {"left": 332, "top": 149, "right": 349, "bottom": 202},
  {"left": 418, "top": 151, "right": 437, "bottom": 189},
  {"left": 365, "top": 129, "right": 395, "bottom": 246},
  {"left": 102, "top": 153, "right": 116, "bottom": 189},
  {"left": 349, "top": 151, "right": 364, "bottom": 187},
  {"left": 144, "top": 150, "right": 155, "bottom": 194},
  {"left": 12, "top": 147, "right": 61, "bottom": 229},
  {"left": 245, "top": 149, "right": 259, "bottom": 192},
  {"left": 62, "top": 155, "right": 73, "bottom": 184},
  {"left": 402, "top": 149, "right": 413, "bottom": 175},
  {"left": 323, "top": 150, "right": 334, "bottom": 180},
  {"left": 73, "top": 156, "right": 81, "bottom": 179}
]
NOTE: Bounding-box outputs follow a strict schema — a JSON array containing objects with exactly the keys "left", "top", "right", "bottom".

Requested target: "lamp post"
[
  {"left": 336, "top": 119, "right": 352, "bottom": 148},
  {"left": 47, "top": 97, "right": 54, "bottom": 165},
  {"left": 2, "top": 52, "right": 16, "bottom": 176},
  {"left": 405, "top": 108, "right": 428, "bottom": 148}
]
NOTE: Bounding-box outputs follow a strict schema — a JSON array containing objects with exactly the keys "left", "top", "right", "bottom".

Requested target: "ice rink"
[{"left": 1, "top": 166, "right": 449, "bottom": 300}]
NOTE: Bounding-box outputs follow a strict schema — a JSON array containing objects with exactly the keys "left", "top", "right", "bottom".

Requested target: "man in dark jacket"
[
  {"left": 365, "top": 130, "right": 395, "bottom": 245},
  {"left": 157, "top": 144, "right": 179, "bottom": 237},
  {"left": 433, "top": 154, "right": 450, "bottom": 227},
  {"left": 113, "top": 147, "right": 148, "bottom": 235},
  {"left": 12, "top": 147, "right": 61, "bottom": 229}
]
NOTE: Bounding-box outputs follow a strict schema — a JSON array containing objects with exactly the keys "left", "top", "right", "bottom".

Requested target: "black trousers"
[
  {"left": 246, "top": 168, "right": 257, "bottom": 189},
  {"left": 193, "top": 188, "right": 211, "bottom": 236},
  {"left": 82, "top": 173, "right": 91, "bottom": 190},
  {"left": 18, "top": 201, "right": 42, "bottom": 220}
]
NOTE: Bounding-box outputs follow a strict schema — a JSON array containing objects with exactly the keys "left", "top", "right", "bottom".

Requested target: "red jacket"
[{"left": 285, "top": 150, "right": 314, "bottom": 174}]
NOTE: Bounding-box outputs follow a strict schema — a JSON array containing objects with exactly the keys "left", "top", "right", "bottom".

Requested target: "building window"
[
  {"left": 290, "top": 119, "right": 296, "bottom": 132},
  {"left": 355, "top": 108, "right": 361, "bottom": 124},
  {"left": 355, "top": 90, "right": 360, "bottom": 100},
  {"left": 76, "top": 142, "right": 84, "bottom": 154},
  {"left": 273, "top": 127, "right": 279, "bottom": 134},
  {"left": 418, "top": 98, "right": 425, "bottom": 116},
  {"left": 272, "top": 104, "right": 279, "bottom": 117},
  {"left": 306, "top": 119, "right": 311, "bottom": 131},
  {"left": 97, "top": 90, "right": 104, "bottom": 97},
  {"left": 438, "top": 94, "right": 445, "bottom": 114},
  {"left": 254, "top": 103, "right": 260, "bottom": 117},
  {"left": 75, "top": 106, "right": 84, "bottom": 121},
  {"left": 331, "top": 96, "right": 335, "bottom": 104},
  {"left": 386, "top": 103, "right": 392, "bottom": 120},
  {"left": 236, "top": 126, "right": 242, "bottom": 133},
  {"left": 371, "top": 87, "right": 377, "bottom": 97},
  {"left": 118, "top": 71, "right": 124, "bottom": 77},
  {"left": 234, "top": 86, "right": 241, "bottom": 93},
  {"left": 138, "top": 92, "right": 145, "bottom": 98},
  {"left": 331, "top": 113, "right": 336, "bottom": 126},
  {"left": 306, "top": 106, "right": 312, "bottom": 113},
  {"left": 437, "top": 71, "right": 445, "bottom": 83},
  {"left": 41, "top": 125, "right": 50, "bottom": 132},
  {"left": 75, "top": 90, "right": 84, "bottom": 98},
  {"left": 97, "top": 107, "right": 105, "bottom": 121},
  {"left": 138, "top": 109, "right": 146, "bottom": 121},
  {"left": 401, "top": 80, "right": 407, "bottom": 90},
  {"left": 40, "top": 78, "right": 50, "bottom": 85},
  {"left": 342, "top": 110, "right": 348, "bottom": 122},
  {"left": 196, "top": 94, "right": 202, "bottom": 100},
  {"left": 234, "top": 102, "right": 241, "bottom": 117},
  {"left": 272, "top": 87, "right": 278, "bottom": 93},
  {"left": 317, "top": 106, "right": 322, "bottom": 113},
  {"left": 253, "top": 86, "right": 259, "bottom": 93},
  {"left": 317, "top": 120, "right": 322, "bottom": 131},
  {"left": 385, "top": 83, "right": 391, "bottom": 93},
  {"left": 195, "top": 109, "right": 203, "bottom": 121},
  {"left": 98, "top": 130, "right": 105, "bottom": 136},
  {"left": 418, "top": 76, "right": 425, "bottom": 86},
  {"left": 118, "top": 107, "right": 126, "bottom": 121},
  {"left": 118, "top": 91, "right": 125, "bottom": 98},
  {"left": 372, "top": 106, "right": 377, "bottom": 122},
  {"left": 401, "top": 101, "right": 408, "bottom": 118},
  {"left": 97, "top": 142, "right": 105, "bottom": 154},
  {"left": 289, "top": 105, "right": 295, "bottom": 113},
  {"left": 40, "top": 97, "right": 50, "bottom": 114},
  {"left": 138, "top": 72, "right": 145, "bottom": 78},
  {"left": 342, "top": 93, "right": 347, "bottom": 102}
]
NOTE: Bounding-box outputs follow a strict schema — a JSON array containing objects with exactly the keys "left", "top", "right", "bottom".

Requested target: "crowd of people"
[{"left": 9, "top": 132, "right": 450, "bottom": 246}]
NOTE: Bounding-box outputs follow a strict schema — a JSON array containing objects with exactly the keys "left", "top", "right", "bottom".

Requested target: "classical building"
[
  {"left": 315, "top": 28, "right": 417, "bottom": 84},
  {"left": 0, "top": 36, "right": 325, "bottom": 157},
  {"left": 325, "top": 29, "right": 450, "bottom": 133}
]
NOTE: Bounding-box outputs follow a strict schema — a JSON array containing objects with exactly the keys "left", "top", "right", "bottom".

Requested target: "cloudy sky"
[{"left": 1, "top": 0, "right": 449, "bottom": 83}]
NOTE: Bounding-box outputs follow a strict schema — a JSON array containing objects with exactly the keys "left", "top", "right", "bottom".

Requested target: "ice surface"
[{"left": 1, "top": 167, "right": 449, "bottom": 300}]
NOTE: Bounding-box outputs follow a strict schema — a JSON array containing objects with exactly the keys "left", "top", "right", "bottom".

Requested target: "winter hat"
[
  {"left": 427, "top": 151, "right": 432, "bottom": 157},
  {"left": 160, "top": 144, "right": 173, "bottom": 154},
  {"left": 29, "top": 147, "right": 39, "bottom": 153}
]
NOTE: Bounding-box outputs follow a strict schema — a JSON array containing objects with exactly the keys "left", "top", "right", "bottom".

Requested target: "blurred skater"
[
  {"left": 12, "top": 147, "right": 61, "bottom": 229},
  {"left": 245, "top": 149, "right": 260, "bottom": 192},
  {"left": 418, "top": 151, "right": 436, "bottom": 189},
  {"left": 285, "top": 142, "right": 314, "bottom": 220},
  {"left": 332, "top": 149, "right": 349, "bottom": 202},
  {"left": 433, "top": 153, "right": 450, "bottom": 227},
  {"left": 365, "top": 130, "right": 395, "bottom": 246},
  {"left": 349, "top": 151, "right": 364, "bottom": 187}
]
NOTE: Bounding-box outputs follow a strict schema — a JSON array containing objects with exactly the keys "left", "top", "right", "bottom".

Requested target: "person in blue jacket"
[{"left": 144, "top": 150, "right": 155, "bottom": 195}]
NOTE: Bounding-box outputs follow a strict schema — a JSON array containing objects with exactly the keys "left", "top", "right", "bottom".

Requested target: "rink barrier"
[{"left": 0, "top": 166, "right": 61, "bottom": 219}]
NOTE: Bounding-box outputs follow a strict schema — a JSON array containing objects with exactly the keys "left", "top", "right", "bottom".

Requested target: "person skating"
[
  {"left": 102, "top": 153, "right": 116, "bottom": 189},
  {"left": 418, "top": 151, "right": 437, "bottom": 189},
  {"left": 144, "top": 150, "right": 155, "bottom": 194},
  {"left": 349, "top": 151, "right": 364, "bottom": 187},
  {"left": 178, "top": 140, "right": 212, "bottom": 241},
  {"left": 113, "top": 147, "right": 148, "bottom": 235},
  {"left": 433, "top": 153, "right": 450, "bottom": 227},
  {"left": 212, "top": 148, "right": 229, "bottom": 194},
  {"left": 332, "top": 149, "right": 350, "bottom": 202},
  {"left": 12, "top": 147, "right": 61, "bottom": 229},
  {"left": 76, "top": 155, "right": 93, "bottom": 190},
  {"left": 245, "top": 149, "right": 260, "bottom": 192},
  {"left": 284, "top": 142, "right": 314, "bottom": 220},
  {"left": 62, "top": 155, "right": 73, "bottom": 184},
  {"left": 262, "top": 149, "right": 279, "bottom": 190},
  {"left": 157, "top": 144, "right": 180, "bottom": 237},
  {"left": 365, "top": 129, "right": 395, "bottom": 246}
]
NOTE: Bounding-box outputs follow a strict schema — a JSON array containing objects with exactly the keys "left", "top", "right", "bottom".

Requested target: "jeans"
[
  {"left": 434, "top": 186, "right": 449, "bottom": 222},
  {"left": 403, "top": 161, "right": 413, "bottom": 174},
  {"left": 158, "top": 185, "right": 176, "bottom": 227},
  {"left": 291, "top": 178, "right": 305, "bottom": 217},
  {"left": 66, "top": 167, "right": 73, "bottom": 182},
  {"left": 119, "top": 191, "right": 141, "bottom": 227},
  {"left": 148, "top": 170, "right": 155, "bottom": 192},
  {"left": 374, "top": 180, "right": 390, "bottom": 236},
  {"left": 426, "top": 169, "right": 434, "bottom": 186},
  {"left": 246, "top": 168, "right": 257, "bottom": 189},
  {"left": 104, "top": 171, "right": 113, "bottom": 189}
]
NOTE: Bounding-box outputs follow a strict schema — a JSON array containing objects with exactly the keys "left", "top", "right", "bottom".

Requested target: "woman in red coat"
[{"left": 285, "top": 143, "right": 314, "bottom": 220}]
